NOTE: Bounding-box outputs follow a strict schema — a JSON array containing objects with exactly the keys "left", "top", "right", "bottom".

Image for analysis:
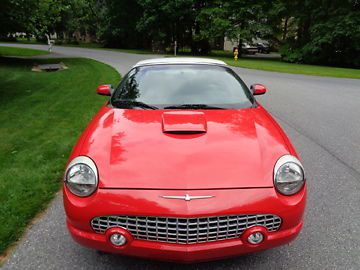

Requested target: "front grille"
[{"left": 91, "top": 214, "right": 281, "bottom": 244}]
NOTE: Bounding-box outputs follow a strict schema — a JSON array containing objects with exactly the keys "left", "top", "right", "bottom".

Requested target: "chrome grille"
[{"left": 91, "top": 214, "right": 281, "bottom": 244}]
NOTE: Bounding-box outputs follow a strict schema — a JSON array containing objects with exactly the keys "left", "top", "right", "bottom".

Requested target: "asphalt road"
[{"left": 1, "top": 44, "right": 360, "bottom": 270}]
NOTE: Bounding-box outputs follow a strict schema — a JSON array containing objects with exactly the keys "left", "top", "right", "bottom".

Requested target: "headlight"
[
  {"left": 64, "top": 156, "right": 98, "bottom": 197},
  {"left": 274, "top": 155, "right": 305, "bottom": 195}
]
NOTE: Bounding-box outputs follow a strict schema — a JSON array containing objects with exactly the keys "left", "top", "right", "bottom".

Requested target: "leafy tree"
[
  {"left": 136, "top": 0, "right": 271, "bottom": 54},
  {"left": 31, "top": 0, "right": 67, "bottom": 38},
  {"left": 301, "top": 0, "right": 360, "bottom": 67},
  {"left": 137, "top": 0, "right": 195, "bottom": 52},
  {"left": 0, "top": 0, "right": 66, "bottom": 39},
  {"left": 266, "top": 0, "right": 298, "bottom": 46},
  {"left": 0, "top": 0, "right": 38, "bottom": 38},
  {"left": 272, "top": 0, "right": 360, "bottom": 67},
  {"left": 195, "top": 0, "right": 272, "bottom": 53},
  {"left": 1, "top": 0, "right": 358, "bottom": 66},
  {"left": 54, "top": 0, "right": 108, "bottom": 43},
  {"left": 101, "top": 0, "right": 145, "bottom": 48}
]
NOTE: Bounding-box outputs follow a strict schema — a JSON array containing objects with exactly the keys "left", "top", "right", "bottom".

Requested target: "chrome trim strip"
[{"left": 160, "top": 194, "right": 214, "bottom": 201}]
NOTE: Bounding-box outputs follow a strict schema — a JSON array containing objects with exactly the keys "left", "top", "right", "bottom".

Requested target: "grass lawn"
[
  {"left": 0, "top": 56, "right": 120, "bottom": 258},
  {"left": 0, "top": 46, "right": 49, "bottom": 57},
  {"left": 213, "top": 55, "right": 360, "bottom": 79}
]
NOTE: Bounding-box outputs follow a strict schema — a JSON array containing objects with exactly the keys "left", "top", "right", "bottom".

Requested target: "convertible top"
[{"left": 133, "top": 57, "right": 227, "bottom": 68}]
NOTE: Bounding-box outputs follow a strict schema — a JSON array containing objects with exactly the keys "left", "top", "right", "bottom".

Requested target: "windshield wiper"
[
  {"left": 163, "top": 104, "right": 225, "bottom": 110},
  {"left": 112, "top": 100, "right": 158, "bottom": 110}
]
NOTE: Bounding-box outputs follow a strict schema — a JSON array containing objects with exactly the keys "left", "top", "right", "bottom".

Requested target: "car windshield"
[{"left": 111, "top": 64, "right": 254, "bottom": 109}]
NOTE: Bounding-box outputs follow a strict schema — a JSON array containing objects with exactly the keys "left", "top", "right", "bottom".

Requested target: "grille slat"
[{"left": 91, "top": 214, "right": 281, "bottom": 244}]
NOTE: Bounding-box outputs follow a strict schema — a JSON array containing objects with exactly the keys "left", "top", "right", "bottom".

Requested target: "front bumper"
[{"left": 64, "top": 186, "right": 306, "bottom": 263}]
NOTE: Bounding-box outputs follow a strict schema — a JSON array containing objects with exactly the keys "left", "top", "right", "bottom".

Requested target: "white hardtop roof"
[{"left": 133, "top": 57, "right": 227, "bottom": 68}]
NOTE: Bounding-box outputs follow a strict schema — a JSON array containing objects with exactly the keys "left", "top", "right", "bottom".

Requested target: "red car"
[{"left": 63, "top": 58, "right": 306, "bottom": 263}]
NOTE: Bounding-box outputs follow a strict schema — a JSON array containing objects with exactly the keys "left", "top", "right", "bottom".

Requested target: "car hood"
[{"left": 76, "top": 106, "right": 290, "bottom": 189}]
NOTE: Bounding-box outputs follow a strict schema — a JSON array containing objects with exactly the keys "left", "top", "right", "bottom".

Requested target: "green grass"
[
  {"left": 0, "top": 56, "right": 120, "bottom": 257},
  {"left": 0, "top": 46, "right": 48, "bottom": 57},
  {"left": 213, "top": 55, "right": 360, "bottom": 79}
]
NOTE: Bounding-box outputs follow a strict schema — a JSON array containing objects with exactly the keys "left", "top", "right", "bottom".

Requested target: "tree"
[
  {"left": 271, "top": 0, "right": 360, "bottom": 67},
  {"left": 137, "top": 0, "right": 272, "bottom": 54},
  {"left": 54, "top": 0, "right": 108, "bottom": 43},
  {"left": 195, "top": 0, "right": 272, "bottom": 53},
  {"left": 0, "top": 0, "right": 38, "bottom": 38},
  {"left": 0, "top": 0, "right": 66, "bottom": 39},
  {"left": 301, "top": 0, "right": 360, "bottom": 67},
  {"left": 100, "top": 0, "right": 145, "bottom": 48},
  {"left": 136, "top": 0, "right": 195, "bottom": 52},
  {"left": 1, "top": 0, "right": 358, "bottom": 67}
]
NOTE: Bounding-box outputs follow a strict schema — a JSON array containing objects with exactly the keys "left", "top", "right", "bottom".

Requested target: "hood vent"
[{"left": 162, "top": 111, "right": 207, "bottom": 134}]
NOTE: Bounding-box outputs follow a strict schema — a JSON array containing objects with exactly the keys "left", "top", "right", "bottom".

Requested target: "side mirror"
[
  {"left": 96, "top": 84, "right": 113, "bottom": 96},
  {"left": 250, "top": 84, "right": 267, "bottom": 95}
]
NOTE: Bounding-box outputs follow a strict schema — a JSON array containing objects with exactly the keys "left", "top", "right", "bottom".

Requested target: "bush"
[{"left": 280, "top": 45, "right": 303, "bottom": 63}]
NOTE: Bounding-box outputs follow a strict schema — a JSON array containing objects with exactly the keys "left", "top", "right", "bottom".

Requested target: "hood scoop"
[{"left": 162, "top": 111, "right": 207, "bottom": 134}]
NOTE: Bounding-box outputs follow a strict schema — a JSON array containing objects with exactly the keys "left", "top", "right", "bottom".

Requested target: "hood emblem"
[{"left": 160, "top": 194, "right": 214, "bottom": 201}]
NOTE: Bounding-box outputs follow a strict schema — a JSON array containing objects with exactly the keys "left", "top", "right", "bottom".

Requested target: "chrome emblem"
[{"left": 160, "top": 194, "right": 214, "bottom": 201}]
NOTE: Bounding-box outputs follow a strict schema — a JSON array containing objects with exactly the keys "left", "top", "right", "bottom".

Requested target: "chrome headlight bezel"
[
  {"left": 274, "top": 155, "right": 305, "bottom": 196},
  {"left": 64, "top": 156, "right": 98, "bottom": 197}
]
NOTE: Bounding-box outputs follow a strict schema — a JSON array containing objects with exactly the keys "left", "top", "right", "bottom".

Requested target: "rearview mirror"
[
  {"left": 96, "top": 84, "right": 113, "bottom": 96},
  {"left": 250, "top": 84, "right": 267, "bottom": 95}
]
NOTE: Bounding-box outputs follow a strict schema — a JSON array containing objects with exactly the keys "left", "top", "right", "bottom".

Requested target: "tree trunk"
[{"left": 282, "top": 17, "right": 289, "bottom": 41}]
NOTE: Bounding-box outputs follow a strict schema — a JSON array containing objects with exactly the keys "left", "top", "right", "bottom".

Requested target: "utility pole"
[{"left": 174, "top": 40, "right": 177, "bottom": 56}]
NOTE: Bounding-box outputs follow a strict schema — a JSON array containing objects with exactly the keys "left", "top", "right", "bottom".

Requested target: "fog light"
[
  {"left": 110, "top": 233, "right": 127, "bottom": 246},
  {"left": 247, "top": 232, "right": 264, "bottom": 244}
]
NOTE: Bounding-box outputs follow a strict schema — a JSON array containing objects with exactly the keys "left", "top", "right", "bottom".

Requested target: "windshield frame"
[{"left": 110, "top": 64, "right": 255, "bottom": 110}]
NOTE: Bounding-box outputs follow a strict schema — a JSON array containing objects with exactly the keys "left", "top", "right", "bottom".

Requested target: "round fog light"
[
  {"left": 247, "top": 232, "right": 264, "bottom": 244},
  {"left": 110, "top": 233, "right": 127, "bottom": 246}
]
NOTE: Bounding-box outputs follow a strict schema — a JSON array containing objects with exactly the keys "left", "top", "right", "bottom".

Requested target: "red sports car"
[{"left": 63, "top": 58, "right": 306, "bottom": 263}]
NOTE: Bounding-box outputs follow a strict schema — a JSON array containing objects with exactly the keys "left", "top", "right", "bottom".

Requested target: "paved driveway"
[{"left": 1, "top": 44, "right": 359, "bottom": 270}]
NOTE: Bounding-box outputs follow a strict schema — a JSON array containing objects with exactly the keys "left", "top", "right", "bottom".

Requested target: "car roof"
[{"left": 133, "top": 57, "right": 227, "bottom": 68}]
